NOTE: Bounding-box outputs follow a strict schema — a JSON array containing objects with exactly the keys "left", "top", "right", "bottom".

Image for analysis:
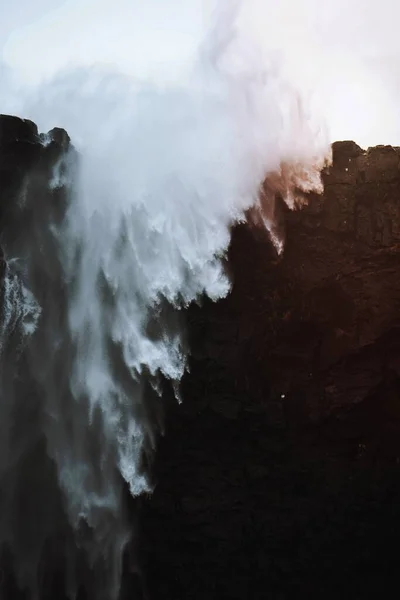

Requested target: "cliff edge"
[{"left": 2, "top": 115, "right": 400, "bottom": 599}]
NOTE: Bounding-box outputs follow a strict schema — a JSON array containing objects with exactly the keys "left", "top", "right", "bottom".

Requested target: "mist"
[
  {"left": 3, "top": 0, "right": 400, "bottom": 146},
  {"left": 0, "top": 0, "right": 398, "bottom": 598}
]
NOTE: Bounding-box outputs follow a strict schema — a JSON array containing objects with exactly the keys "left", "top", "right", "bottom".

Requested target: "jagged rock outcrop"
[
  {"left": 142, "top": 141, "right": 400, "bottom": 599},
  {"left": 0, "top": 114, "right": 73, "bottom": 270}
]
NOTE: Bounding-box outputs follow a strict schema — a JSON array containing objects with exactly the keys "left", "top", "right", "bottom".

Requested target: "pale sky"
[
  {"left": 0, "top": 0, "right": 213, "bottom": 82},
  {"left": 1, "top": 0, "right": 400, "bottom": 147}
]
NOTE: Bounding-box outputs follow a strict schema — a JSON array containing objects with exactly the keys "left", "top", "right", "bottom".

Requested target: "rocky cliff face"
[
  {"left": 0, "top": 115, "right": 78, "bottom": 600},
  {"left": 2, "top": 115, "right": 400, "bottom": 599},
  {"left": 142, "top": 141, "right": 400, "bottom": 599}
]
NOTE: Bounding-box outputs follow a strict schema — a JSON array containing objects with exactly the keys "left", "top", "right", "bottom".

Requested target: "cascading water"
[{"left": 0, "top": 2, "right": 330, "bottom": 598}]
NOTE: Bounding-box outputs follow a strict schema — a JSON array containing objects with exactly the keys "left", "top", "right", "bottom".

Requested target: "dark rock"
[
  {"left": 0, "top": 114, "right": 73, "bottom": 234},
  {"left": 47, "top": 128, "right": 70, "bottom": 149},
  {"left": 0, "top": 115, "right": 39, "bottom": 144},
  {"left": 143, "top": 140, "right": 400, "bottom": 599},
  {"left": 0, "top": 115, "right": 75, "bottom": 600},
  {"left": 0, "top": 245, "right": 5, "bottom": 280},
  {"left": 3, "top": 114, "right": 400, "bottom": 600}
]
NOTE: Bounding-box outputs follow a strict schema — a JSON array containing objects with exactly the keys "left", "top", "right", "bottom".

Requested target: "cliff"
[
  {"left": 0, "top": 115, "right": 77, "bottom": 600},
  {"left": 143, "top": 141, "right": 400, "bottom": 599},
  {"left": 2, "top": 115, "right": 400, "bottom": 599}
]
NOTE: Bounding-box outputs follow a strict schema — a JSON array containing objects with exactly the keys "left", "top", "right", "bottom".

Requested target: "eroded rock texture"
[{"left": 143, "top": 141, "right": 400, "bottom": 599}]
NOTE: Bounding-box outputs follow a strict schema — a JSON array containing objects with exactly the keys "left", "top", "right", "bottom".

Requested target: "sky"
[
  {"left": 0, "top": 0, "right": 213, "bottom": 82},
  {"left": 1, "top": 0, "right": 400, "bottom": 147}
]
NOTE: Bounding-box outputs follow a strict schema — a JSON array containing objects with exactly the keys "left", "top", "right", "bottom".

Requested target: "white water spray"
[{"left": 0, "top": 2, "right": 330, "bottom": 597}]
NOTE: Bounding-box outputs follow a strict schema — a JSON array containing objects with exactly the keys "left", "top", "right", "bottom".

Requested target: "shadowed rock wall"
[
  {"left": 2, "top": 115, "right": 400, "bottom": 599},
  {"left": 143, "top": 140, "right": 400, "bottom": 599}
]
